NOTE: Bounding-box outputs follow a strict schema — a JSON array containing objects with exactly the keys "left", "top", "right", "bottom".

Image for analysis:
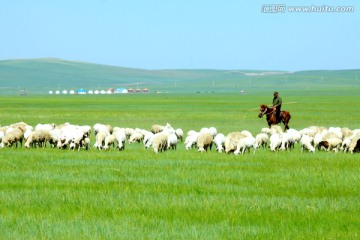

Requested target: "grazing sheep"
[
  {"left": 103, "top": 134, "right": 116, "bottom": 150},
  {"left": 152, "top": 133, "right": 168, "bottom": 153},
  {"left": 254, "top": 133, "right": 268, "bottom": 150},
  {"left": 143, "top": 131, "right": 154, "bottom": 149},
  {"left": 213, "top": 133, "right": 226, "bottom": 153},
  {"left": 240, "top": 130, "right": 253, "bottom": 138},
  {"left": 185, "top": 132, "right": 200, "bottom": 150},
  {"left": 93, "top": 123, "right": 112, "bottom": 136},
  {"left": 341, "top": 138, "right": 352, "bottom": 152},
  {"left": 234, "top": 136, "right": 256, "bottom": 155},
  {"left": 114, "top": 129, "right": 126, "bottom": 150},
  {"left": 1, "top": 126, "right": 25, "bottom": 148},
  {"left": 260, "top": 127, "right": 271, "bottom": 135},
  {"left": 151, "top": 124, "right": 164, "bottom": 134},
  {"left": 300, "top": 135, "right": 315, "bottom": 153},
  {"left": 348, "top": 133, "right": 360, "bottom": 154},
  {"left": 24, "top": 129, "right": 52, "bottom": 148},
  {"left": 280, "top": 132, "right": 295, "bottom": 151},
  {"left": 318, "top": 138, "right": 342, "bottom": 152},
  {"left": 94, "top": 130, "right": 109, "bottom": 150},
  {"left": 197, "top": 132, "right": 213, "bottom": 152},
  {"left": 224, "top": 132, "right": 245, "bottom": 154},
  {"left": 128, "top": 132, "right": 144, "bottom": 144},
  {"left": 167, "top": 133, "right": 178, "bottom": 150},
  {"left": 269, "top": 133, "right": 282, "bottom": 152},
  {"left": 35, "top": 123, "right": 56, "bottom": 131},
  {"left": 175, "top": 128, "right": 184, "bottom": 142},
  {"left": 286, "top": 128, "right": 301, "bottom": 143}
]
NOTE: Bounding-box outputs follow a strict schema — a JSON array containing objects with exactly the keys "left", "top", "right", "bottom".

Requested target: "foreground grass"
[
  {"left": 1, "top": 90, "right": 360, "bottom": 239},
  {"left": 1, "top": 145, "right": 360, "bottom": 239}
]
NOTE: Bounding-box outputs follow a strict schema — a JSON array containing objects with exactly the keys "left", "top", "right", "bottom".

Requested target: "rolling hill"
[{"left": 0, "top": 58, "right": 359, "bottom": 95}]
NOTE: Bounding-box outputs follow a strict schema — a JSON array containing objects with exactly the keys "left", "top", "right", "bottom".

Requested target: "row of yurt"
[{"left": 49, "top": 88, "right": 149, "bottom": 95}]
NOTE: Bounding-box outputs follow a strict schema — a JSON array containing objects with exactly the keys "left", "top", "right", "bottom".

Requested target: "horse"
[{"left": 258, "top": 104, "right": 291, "bottom": 131}]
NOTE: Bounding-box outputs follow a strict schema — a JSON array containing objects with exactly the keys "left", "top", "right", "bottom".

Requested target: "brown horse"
[{"left": 258, "top": 104, "right": 291, "bottom": 131}]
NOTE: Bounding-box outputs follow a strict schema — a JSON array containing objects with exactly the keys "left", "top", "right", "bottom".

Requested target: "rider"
[{"left": 272, "top": 91, "right": 282, "bottom": 123}]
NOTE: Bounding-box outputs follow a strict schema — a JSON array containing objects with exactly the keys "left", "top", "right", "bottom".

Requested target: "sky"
[{"left": 0, "top": 0, "right": 359, "bottom": 70}]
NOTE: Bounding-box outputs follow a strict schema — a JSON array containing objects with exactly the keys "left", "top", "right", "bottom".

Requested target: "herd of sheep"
[{"left": 0, "top": 121, "right": 360, "bottom": 154}]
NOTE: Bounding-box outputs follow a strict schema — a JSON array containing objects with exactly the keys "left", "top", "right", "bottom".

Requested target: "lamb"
[
  {"left": 152, "top": 133, "right": 168, "bottom": 153},
  {"left": 254, "top": 133, "right": 268, "bottom": 150},
  {"left": 1, "top": 126, "right": 25, "bottom": 148},
  {"left": 167, "top": 133, "right": 178, "bottom": 150},
  {"left": 24, "top": 129, "right": 52, "bottom": 148},
  {"left": 300, "top": 135, "right": 315, "bottom": 153},
  {"left": 224, "top": 132, "right": 246, "bottom": 154},
  {"left": 197, "top": 132, "right": 213, "bottom": 152},
  {"left": 213, "top": 133, "right": 225, "bottom": 153},
  {"left": 234, "top": 135, "right": 256, "bottom": 155}
]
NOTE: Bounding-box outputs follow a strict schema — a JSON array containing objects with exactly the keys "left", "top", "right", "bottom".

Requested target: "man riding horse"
[
  {"left": 272, "top": 91, "right": 282, "bottom": 123},
  {"left": 258, "top": 91, "right": 291, "bottom": 131}
]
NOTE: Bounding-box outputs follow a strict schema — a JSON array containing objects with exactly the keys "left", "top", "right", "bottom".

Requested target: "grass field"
[{"left": 1, "top": 89, "right": 360, "bottom": 239}]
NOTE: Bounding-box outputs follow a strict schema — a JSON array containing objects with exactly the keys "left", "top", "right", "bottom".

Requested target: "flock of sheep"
[{"left": 0, "top": 121, "right": 360, "bottom": 154}]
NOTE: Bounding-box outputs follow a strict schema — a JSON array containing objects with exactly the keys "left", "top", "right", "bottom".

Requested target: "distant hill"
[{"left": 0, "top": 58, "right": 359, "bottom": 95}]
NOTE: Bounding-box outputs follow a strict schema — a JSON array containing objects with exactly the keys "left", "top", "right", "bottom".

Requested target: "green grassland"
[{"left": 1, "top": 87, "right": 360, "bottom": 239}]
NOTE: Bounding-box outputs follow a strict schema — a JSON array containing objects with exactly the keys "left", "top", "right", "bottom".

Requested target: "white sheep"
[
  {"left": 1, "top": 126, "right": 25, "bottom": 148},
  {"left": 254, "top": 133, "right": 268, "bottom": 150},
  {"left": 35, "top": 123, "right": 56, "bottom": 131},
  {"left": 185, "top": 132, "right": 200, "bottom": 150},
  {"left": 286, "top": 128, "right": 301, "bottom": 143},
  {"left": 94, "top": 130, "right": 109, "bottom": 150},
  {"left": 167, "top": 133, "right": 178, "bottom": 150},
  {"left": 114, "top": 129, "right": 126, "bottom": 150},
  {"left": 300, "top": 135, "right": 315, "bottom": 153},
  {"left": 341, "top": 138, "right": 352, "bottom": 152},
  {"left": 318, "top": 138, "right": 342, "bottom": 152},
  {"left": 280, "top": 132, "right": 295, "bottom": 151},
  {"left": 269, "top": 133, "right": 282, "bottom": 151},
  {"left": 197, "top": 132, "right": 213, "bottom": 152},
  {"left": 151, "top": 124, "right": 164, "bottom": 134},
  {"left": 103, "top": 134, "right": 116, "bottom": 150},
  {"left": 143, "top": 131, "right": 154, "bottom": 149},
  {"left": 128, "top": 132, "right": 144, "bottom": 144},
  {"left": 234, "top": 135, "right": 256, "bottom": 155},
  {"left": 24, "top": 129, "right": 52, "bottom": 148},
  {"left": 213, "top": 133, "right": 225, "bottom": 153},
  {"left": 175, "top": 128, "right": 184, "bottom": 142},
  {"left": 224, "top": 132, "right": 246, "bottom": 154},
  {"left": 152, "top": 133, "right": 168, "bottom": 153}
]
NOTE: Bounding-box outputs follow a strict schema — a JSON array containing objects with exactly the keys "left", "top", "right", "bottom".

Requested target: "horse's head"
[{"left": 258, "top": 104, "right": 268, "bottom": 118}]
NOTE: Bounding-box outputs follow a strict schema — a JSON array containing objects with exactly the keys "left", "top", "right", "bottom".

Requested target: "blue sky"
[{"left": 0, "top": 0, "right": 359, "bottom": 70}]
